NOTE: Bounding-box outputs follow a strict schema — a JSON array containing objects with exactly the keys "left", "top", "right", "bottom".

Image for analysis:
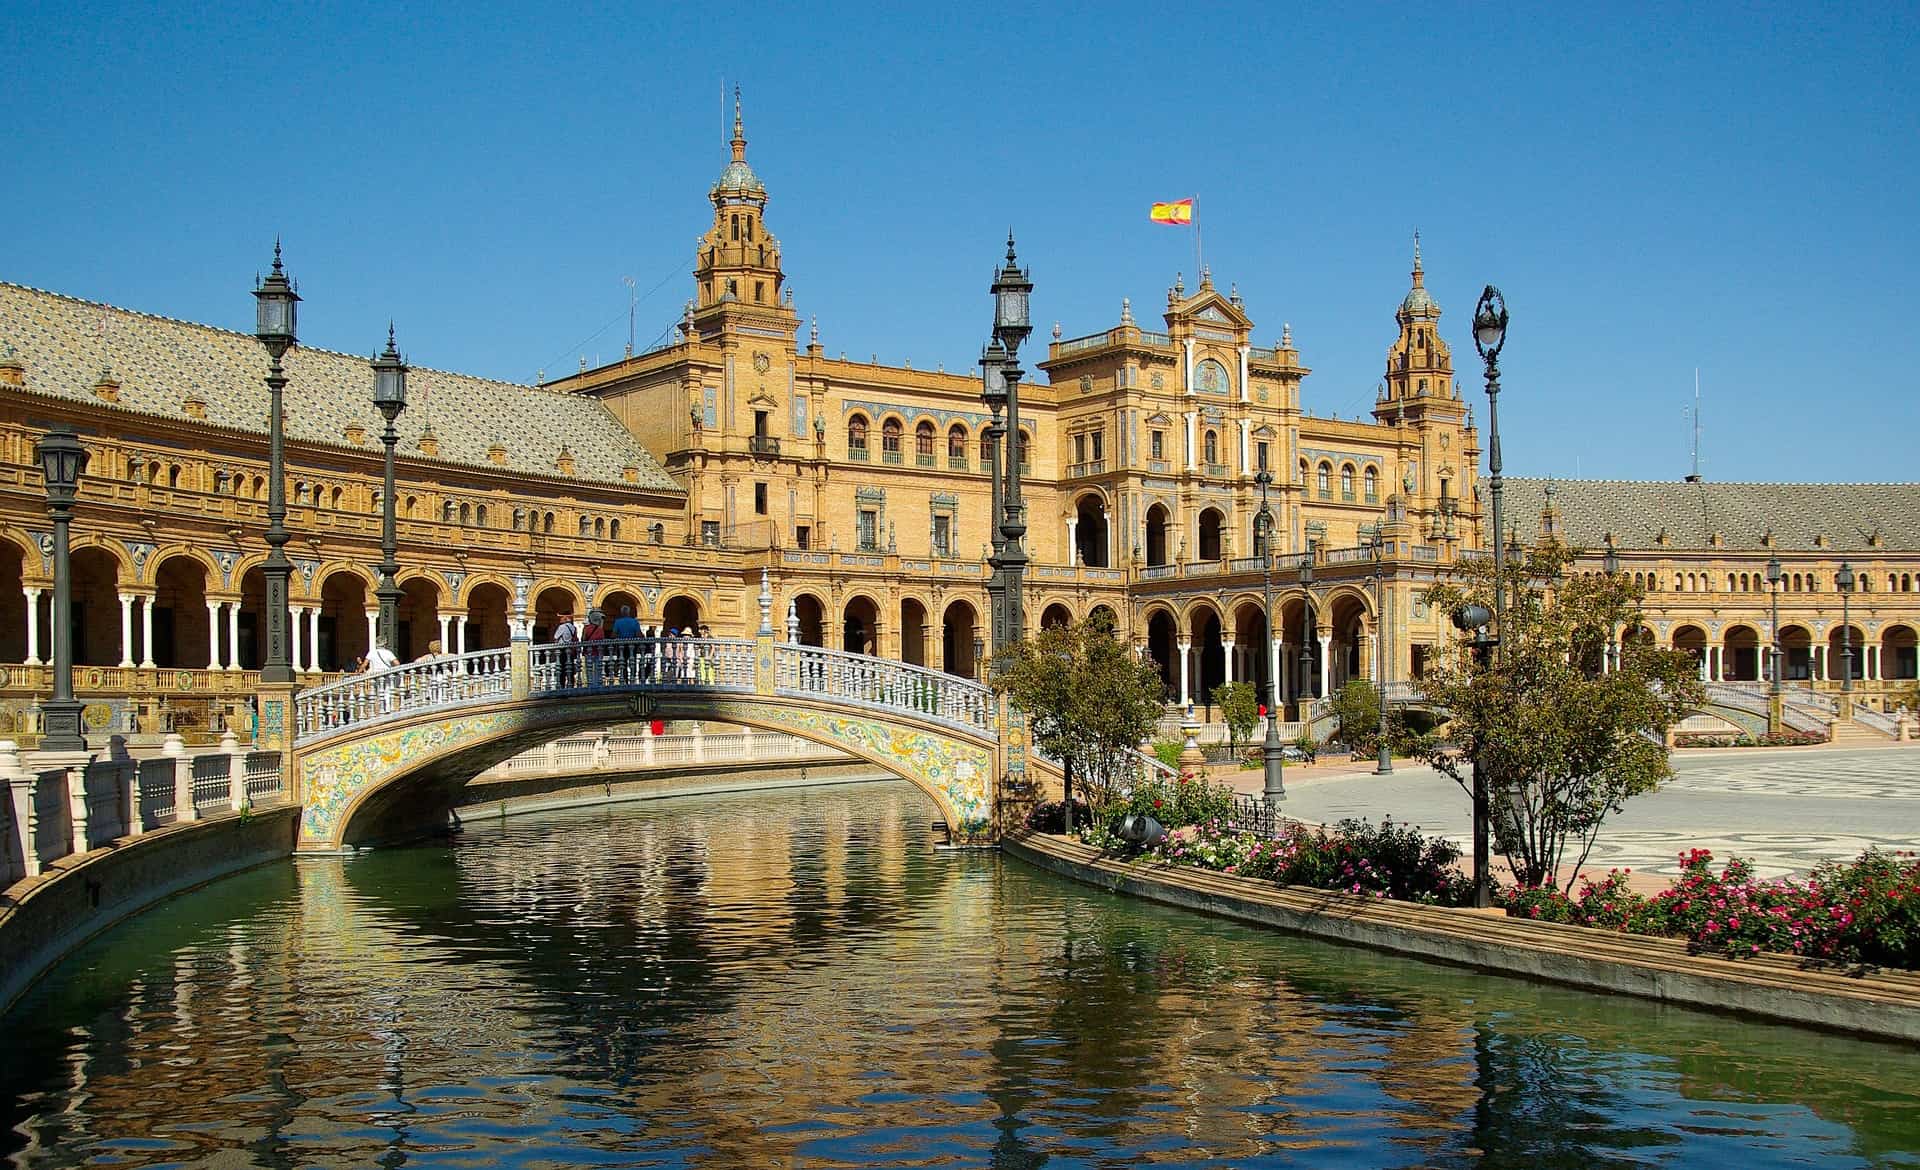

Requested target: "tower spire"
[
  {"left": 1411, "top": 229, "right": 1424, "bottom": 285},
  {"left": 730, "top": 86, "right": 746, "bottom": 162}
]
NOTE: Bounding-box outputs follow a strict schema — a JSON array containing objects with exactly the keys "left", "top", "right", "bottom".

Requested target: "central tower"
[{"left": 692, "top": 88, "right": 795, "bottom": 341}]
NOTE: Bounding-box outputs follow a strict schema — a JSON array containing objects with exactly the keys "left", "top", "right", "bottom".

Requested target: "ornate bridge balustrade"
[{"left": 286, "top": 633, "right": 1019, "bottom": 852}]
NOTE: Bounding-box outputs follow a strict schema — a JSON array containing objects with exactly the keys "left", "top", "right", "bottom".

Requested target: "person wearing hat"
[{"left": 553, "top": 609, "right": 580, "bottom": 688}]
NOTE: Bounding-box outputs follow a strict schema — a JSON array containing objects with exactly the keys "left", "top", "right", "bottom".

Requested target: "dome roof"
[
  {"left": 713, "top": 159, "right": 764, "bottom": 194},
  {"left": 1401, "top": 284, "right": 1437, "bottom": 315}
]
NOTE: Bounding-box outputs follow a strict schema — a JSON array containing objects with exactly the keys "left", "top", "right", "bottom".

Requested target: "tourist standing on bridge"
[
  {"left": 553, "top": 610, "right": 580, "bottom": 688},
  {"left": 611, "top": 605, "right": 642, "bottom": 685},
  {"left": 582, "top": 609, "right": 607, "bottom": 687},
  {"left": 366, "top": 636, "right": 400, "bottom": 713}
]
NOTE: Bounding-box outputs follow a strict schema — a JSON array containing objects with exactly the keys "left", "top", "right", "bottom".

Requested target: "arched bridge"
[{"left": 289, "top": 634, "right": 1021, "bottom": 851}]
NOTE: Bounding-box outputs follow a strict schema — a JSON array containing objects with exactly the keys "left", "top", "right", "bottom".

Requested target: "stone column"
[
  {"left": 364, "top": 609, "right": 378, "bottom": 654},
  {"left": 1066, "top": 517, "right": 1078, "bottom": 565},
  {"left": 139, "top": 596, "right": 155, "bottom": 668},
  {"left": 1317, "top": 634, "right": 1331, "bottom": 696},
  {"left": 1358, "top": 632, "right": 1373, "bottom": 681},
  {"left": 3, "top": 741, "right": 40, "bottom": 878},
  {"left": 206, "top": 600, "right": 222, "bottom": 670},
  {"left": 117, "top": 593, "right": 135, "bottom": 667},
  {"left": 1279, "top": 642, "right": 1292, "bottom": 702},
  {"left": 226, "top": 602, "right": 241, "bottom": 670},
  {"left": 290, "top": 606, "right": 305, "bottom": 675},
  {"left": 1269, "top": 636, "right": 1281, "bottom": 715},
  {"left": 1221, "top": 639, "right": 1235, "bottom": 684},
  {"left": 1177, "top": 635, "right": 1192, "bottom": 707},
  {"left": 450, "top": 611, "right": 463, "bottom": 655},
  {"left": 165, "top": 733, "right": 196, "bottom": 824},
  {"left": 306, "top": 607, "right": 322, "bottom": 671},
  {"left": 23, "top": 588, "right": 42, "bottom": 666},
  {"left": 437, "top": 612, "right": 451, "bottom": 653}
]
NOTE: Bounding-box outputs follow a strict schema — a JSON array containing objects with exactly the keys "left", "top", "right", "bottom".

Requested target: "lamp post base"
[
  {"left": 1261, "top": 717, "right": 1286, "bottom": 801},
  {"left": 38, "top": 699, "right": 89, "bottom": 755}
]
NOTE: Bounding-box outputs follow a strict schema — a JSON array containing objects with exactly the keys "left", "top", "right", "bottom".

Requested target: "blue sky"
[{"left": 4, "top": 2, "right": 1915, "bottom": 482}]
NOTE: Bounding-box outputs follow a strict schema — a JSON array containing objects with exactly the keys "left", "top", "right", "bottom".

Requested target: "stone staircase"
[{"left": 1829, "top": 718, "right": 1896, "bottom": 747}]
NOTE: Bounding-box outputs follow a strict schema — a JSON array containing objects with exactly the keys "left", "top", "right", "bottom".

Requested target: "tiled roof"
[
  {"left": 0, "top": 281, "right": 681, "bottom": 493},
  {"left": 1506, "top": 478, "right": 1920, "bottom": 553}
]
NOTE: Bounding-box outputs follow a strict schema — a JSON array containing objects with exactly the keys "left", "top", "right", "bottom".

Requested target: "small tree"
[
  {"left": 1215, "top": 681, "right": 1260, "bottom": 753},
  {"left": 1330, "top": 678, "right": 1382, "bottom": 749},
  {"left": 992, "top": 612, "right": 1166, "bottom": 816},
  {"left": 1420, "top": 546, "right": 1705, "bottom": 891}
]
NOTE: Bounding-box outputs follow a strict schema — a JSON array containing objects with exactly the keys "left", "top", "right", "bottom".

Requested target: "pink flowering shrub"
[
  {"left": 1153, "top": 817, "right": 1471, "bottom": 906},
  {"left": 1499, "top": 848, "right": 1920, "bottom": 968}
]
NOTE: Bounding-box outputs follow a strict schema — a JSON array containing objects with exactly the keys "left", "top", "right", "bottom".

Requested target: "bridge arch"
[{"left": 290, "top": 640, "right": 999, "bottom": 850}]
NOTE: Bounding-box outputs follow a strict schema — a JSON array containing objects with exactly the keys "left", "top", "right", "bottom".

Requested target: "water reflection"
[{"left": 3, "top": 780, "right": 1917, "bottom": 1168}]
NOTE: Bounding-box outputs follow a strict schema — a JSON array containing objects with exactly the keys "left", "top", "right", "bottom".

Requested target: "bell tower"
[
  {"left": 692, "top": 88, "right": 794, "bottom": 341},
  {"left": 1373, "top": 232, "right": 1457, "bottom": 425}
]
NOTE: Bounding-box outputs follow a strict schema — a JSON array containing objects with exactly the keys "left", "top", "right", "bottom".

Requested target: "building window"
[
  {"left": 948, "top": 424, "right": 968, "bottom": 461},
  {"left": 847, "top": 414, "right": 869, "bottom": 460},
  {"left": 1341, "top": 465, "right": 1355, "bottom": 501},
  {"left": 795, "top": 525, "right": 811, "bottom": 550},
  {"left": 1091, "top": 430, "right": 1104, "bottom": 462},
  {"left": 857, "top": 509, "right": 878, "bottom": 552},
  {"left": 1256, "top": 441, "right": 1269, "bottom": 471},
  {"left": 754, "top": 482, "right": 768, "bottom": 515},
  {"left": 1018, "top": 430, "right": 1031, "bottom": 470},
  {"left": 882, "top": 418, "right": 903, "bottom": 463},
  {"left": 1364, "top": 466, "right": 1378, "bottom": 502},
  {"left": 933, "top": 514, "right": 952, "bottom": 557},
  {"left": 916, "top": 421, "right": 935, "bottom": 465},
  {"left": 1150, "top": 431, "right": 1165, "bottom": 460},
  {"left": 1317, "top": 463, "right": 1331, "bottom": 498},
  {"left": 1204, "top": 431, "right": 1219, "bottom": 465},
  {"left": 650, "top": 522, "right": 665, "bottom": 544},
  {"left": 754, "top": 281, "right": 764, "bottom": 303},
  {"left": 1074, "top": 434, "right": 1087, "bottom": 465},
  {"left": 979, "top": 431, "right": 993, "bottom": 465},
  {"left": 701, "top": 520, "right": 720, "bottom": 547}
]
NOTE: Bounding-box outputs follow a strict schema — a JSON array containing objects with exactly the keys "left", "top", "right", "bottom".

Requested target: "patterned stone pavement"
[{"left": 1273, "top": 746, "right": 1920, "bottom": 881}]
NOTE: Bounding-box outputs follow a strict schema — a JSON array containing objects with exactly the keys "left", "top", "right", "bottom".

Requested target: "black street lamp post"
[
  {"left": 1838, "top": 561, "right": 1855, "bottom": 696},
  {"left": 253, "top": 242, "right": 300, "bottom": 685},
  {"left": 1603, "top": 536, "right": 1621, "bottom": 671},
  {"left": 983, "top": 235, "right": 1032, "bottom": 667},
  {"left": 1766, "top": 554, "right": 1784, "bottom": 701},
  {"left": 1253, "top": 470, "right": 1284, "bottom": 802},
  {"left": 371, "top": 327, "right": 409, "bottom": 653},
  {"left": 1451, "top": 602, "right": 1498, "bottom": 908},
  {"left": 1299, "top": 542, "right": 1317, "bottom": 707},
  {"left": 1472, "top": 287, "right": 1509, "bottom": 662},
  {"left": 1372, "top": 530, "right": 1393, "bottom": 775},
  {"left": 35, "top": 425, "right": 90, "bottom": 753}
]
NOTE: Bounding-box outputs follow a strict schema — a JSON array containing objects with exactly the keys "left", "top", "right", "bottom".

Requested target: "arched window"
[
  {"left": 650, "top": 522, "right": 665, "bottom": 544},
  {"left": 543, "top": 512, "right": 555, "bottom": 534},
  {"left": 979, "top": 431, "right": 993, "bottom": 464},
  {"left": 443, "top": 500, "right": 456, "bottom": 523},
  {"left": 1317, "top": 463, "right": 1331, "bottom": 498},
  {"left": 847, "top": 414, "right": 869, "bottom": 455},
  {"left": 579, "top": 515, "right": 591, "bottom": 537},
  {"left": 1298, "top": 458, "right": 1309, "bottom": 486},
  {"left": 948, "top": 424, "right": 967, "bottom": 461},
  {"left": 252, "top": 475, "right": 265, "bottom": 498},
  {"left": 474, "top": 505, "right": 486, "bottom": 527},
  {"left": 329, "top": 487, "right": 343, "bottom": 509},
  {"left": 1203, "top": 430, "right": 1219, "bottom": 465},
  {"left": 1340, "top": 465, "right": 1355, "bottom": 500},
  {"left": 513, "top": 507, "right": 526, "bottom": 530},
  {"left": 730, "top": 214, "right": 739, "bottom": 240},
  {"left": 213, "top": 471, "right": 229, "bottom": 494},
  {"left": 594, "top": 517, "right": 606, "bottom": 538},
  {"left": 609, "top": 519, "right": 620, "bottom": 541},
  {"left": 1018, "top": 429, "right": 1031, "bottom": 469},
  {"left": 1364, "top": 467, "right": 1378, "bottom": 502},
  {"left": 881, "top": 417, "right": 903, "bottom": 456},
  {"left": 459, "top": 502, "right": 472, "bottom": 526},
  {"left": 915, "top": 420, "right": 935, "bottom": 460}
]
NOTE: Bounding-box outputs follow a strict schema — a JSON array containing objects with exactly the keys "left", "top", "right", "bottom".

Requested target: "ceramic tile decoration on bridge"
[{"left": 289, "top": 579, "right": 1013, "bottom": 849}]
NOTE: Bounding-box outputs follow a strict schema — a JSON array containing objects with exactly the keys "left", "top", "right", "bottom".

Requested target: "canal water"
[{"left": 4, "top": 779, "right": 1917, "bottom": 1168}]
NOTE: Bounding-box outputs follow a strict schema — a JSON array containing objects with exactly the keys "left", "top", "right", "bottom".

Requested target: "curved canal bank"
[{"left": 1004, "top": 830, "right": 1920, "bottom": 1044}]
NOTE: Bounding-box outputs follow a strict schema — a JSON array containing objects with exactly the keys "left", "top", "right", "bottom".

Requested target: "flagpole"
[{"left": 1193, "top": 194, "right": 1203, "bottom": 279}]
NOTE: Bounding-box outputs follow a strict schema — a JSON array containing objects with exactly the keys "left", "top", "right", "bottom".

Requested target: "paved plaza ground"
[{"left": 1217, "top": 743, "right": 1920, "bottom": 884}]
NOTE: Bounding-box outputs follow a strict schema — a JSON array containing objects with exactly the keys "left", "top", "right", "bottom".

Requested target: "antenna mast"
[
  {"left": 624, "top": 276, "right": 637, "bottom": 358},
  {"left": 1686, "top": 368, "right": 1703, "bottom": 483}
]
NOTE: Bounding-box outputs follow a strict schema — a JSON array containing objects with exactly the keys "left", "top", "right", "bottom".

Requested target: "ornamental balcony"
[{"left": 748, "top": 435, "right": 781, "bottom": 459}]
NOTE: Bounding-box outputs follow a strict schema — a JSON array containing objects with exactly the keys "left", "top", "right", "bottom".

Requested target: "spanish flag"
[{"left": 1149, "top": 198, "right": 1194, "bottom": 226}]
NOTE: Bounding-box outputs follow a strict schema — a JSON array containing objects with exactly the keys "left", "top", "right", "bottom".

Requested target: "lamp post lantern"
[
  {"left": 35, "top": 425, "right": 90, "bottom": 753},
  {"left": 1837, "top": 560, "right": 1855, "bottom": 695},
  {"left": 1372, "top": 529, "right": 1393, "bottom": 775},
  {"left": 371, "top": 326, "right": 409, "bottom": 653},
  {"left": 252, "top": 241, "right": 300, "bottom": 685},
  {"left": 1451, "top": 602, "right": 1497, "bottom": 908},
  {"left": 1765, "top": 554, "right": 1783, "bottom": 700},
  {"left": 1253, "top": 470, "right": 1284, "bottom": 801},
  {"left": 1472, "top": 286, "right": 1509, "bottom": 662}
]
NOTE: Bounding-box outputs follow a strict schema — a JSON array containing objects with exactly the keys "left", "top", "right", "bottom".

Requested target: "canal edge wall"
[
  {"left": 0, "top": 806, "right": 300, "bottom": 1016},
  {"left": 1004, "top": 831, "right": 1920, "bottom": 1046}
]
